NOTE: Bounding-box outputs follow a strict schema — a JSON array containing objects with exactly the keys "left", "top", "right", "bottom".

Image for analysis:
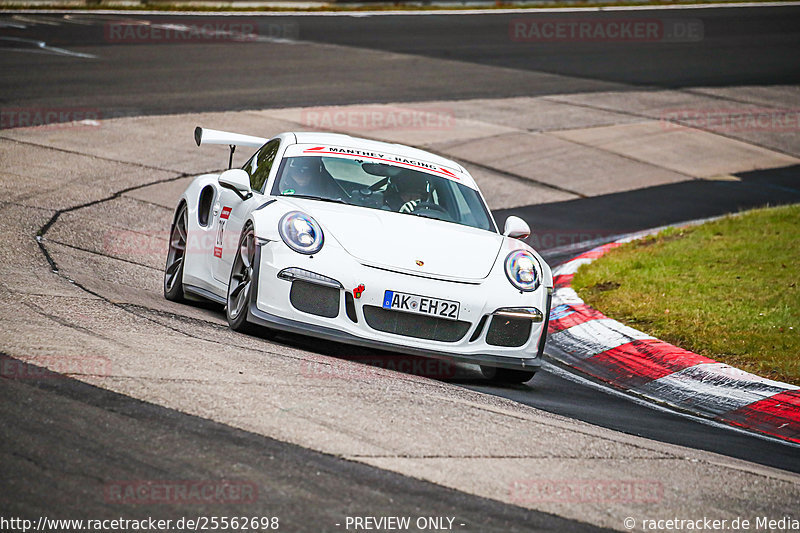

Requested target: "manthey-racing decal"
[
  {"left": 213, "top": 206, "right": 232, "bottom": 259},
  {"left": 297, "top": 145, "right": 463, "bottom": 182}
]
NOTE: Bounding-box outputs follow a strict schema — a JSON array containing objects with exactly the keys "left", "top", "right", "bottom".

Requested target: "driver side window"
[{"left": 246, "top": 140, "right": 280, "bottom": 193}]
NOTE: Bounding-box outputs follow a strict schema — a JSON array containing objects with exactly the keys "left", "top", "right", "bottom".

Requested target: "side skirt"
[{"left": 184, "top": 284, "right": 227, "bottom": 305}]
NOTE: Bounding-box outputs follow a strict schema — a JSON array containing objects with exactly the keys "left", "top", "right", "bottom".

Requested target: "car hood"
[{"left": 283, "top": 198, "right": 503, "bottom": 280}]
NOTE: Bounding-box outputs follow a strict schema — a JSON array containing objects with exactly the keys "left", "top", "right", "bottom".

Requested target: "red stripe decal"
[
  {"left": 300, "top": 150, "right": 460, "bottom": 180},
  {"left": 721, "top": 390, "right": 800, "bottom": 443}
]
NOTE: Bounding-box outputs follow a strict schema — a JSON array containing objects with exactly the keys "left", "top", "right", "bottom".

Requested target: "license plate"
[{"left": 382, "top": 290, "right": 460, "bottom": 321}]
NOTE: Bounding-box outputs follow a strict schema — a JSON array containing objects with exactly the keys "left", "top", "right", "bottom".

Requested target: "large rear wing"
[{"left": 194, "top": 127, "right": 268, "bottom": 168}]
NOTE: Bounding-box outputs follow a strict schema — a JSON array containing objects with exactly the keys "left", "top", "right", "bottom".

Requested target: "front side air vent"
[
  {"left": 289, "top": 281, "right": 340, "bottom": 318},
  {"left": 198, "top": 185, "right": 215, "bottom": 227}
]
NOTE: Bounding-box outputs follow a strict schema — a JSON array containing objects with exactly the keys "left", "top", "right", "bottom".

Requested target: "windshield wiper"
[
  {"left": 282, "top": 194, "right": 348, "bottom": 205},
  {"left": 402, "top": 211, "right": 441, "bottom": 222}
]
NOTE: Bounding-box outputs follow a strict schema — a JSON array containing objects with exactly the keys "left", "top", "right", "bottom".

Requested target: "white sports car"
[{"left": 164, "top": 128, "right": 553, "bottom": 383}]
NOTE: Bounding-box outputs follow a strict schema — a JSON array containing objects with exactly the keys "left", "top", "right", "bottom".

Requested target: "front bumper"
[{"left": 248, "top": 240, "right": 550, "bottom": 371}]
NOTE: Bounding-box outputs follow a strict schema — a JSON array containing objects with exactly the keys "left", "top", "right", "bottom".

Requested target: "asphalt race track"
[
  {"left": 2, "top": 5, "right": 800, "bottom": 530},
  {"left": 1, "top": 354, "right": 602, "bottom": 533},
  {"left": 1, "top": 7, "right": 799, "bottom": 117}
]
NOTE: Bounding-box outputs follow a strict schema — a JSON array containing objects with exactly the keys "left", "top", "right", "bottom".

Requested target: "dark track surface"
[
  {"left": 0, "top": 355, "right": 607, "bottom": 532},
  {"left": 467, "top": 367, "right": 800, "bottom": 475},
  {"left": 296, "top": 8, "right": 800, "bottom": 88},
  {"left": 1, "top": 6, "right": 799, "bottom": 119},
  {"left": 505, "top": 164, "right": 800, "bottom": 266}
]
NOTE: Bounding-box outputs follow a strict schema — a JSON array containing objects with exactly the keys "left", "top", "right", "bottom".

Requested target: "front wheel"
[
  {"left": 164, "top": 203, "right": 188, "bottom": 302},
  {"left": 480, "top": 365, "right": 536, "bottom": 384},
  {"left": 227, "top": 224, "right": 258, "bottom": 333}
]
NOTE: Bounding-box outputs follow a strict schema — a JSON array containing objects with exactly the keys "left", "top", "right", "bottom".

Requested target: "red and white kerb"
[{"left": 549, "top": 242, "right": 800, "bottom": 444}]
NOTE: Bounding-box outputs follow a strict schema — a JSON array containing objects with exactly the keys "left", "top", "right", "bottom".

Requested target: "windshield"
[{"left": 270, "top": 155, "right": 496, "bottom": 232}]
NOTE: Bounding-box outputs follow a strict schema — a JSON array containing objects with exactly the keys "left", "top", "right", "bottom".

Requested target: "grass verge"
[{"left": 572, "top": 204, "right": 800, "bottom": 386}]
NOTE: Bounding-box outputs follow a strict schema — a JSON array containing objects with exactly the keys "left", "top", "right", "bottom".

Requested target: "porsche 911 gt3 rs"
[{"left": 164, "top": 127, "right": 553, "bottom": 383}]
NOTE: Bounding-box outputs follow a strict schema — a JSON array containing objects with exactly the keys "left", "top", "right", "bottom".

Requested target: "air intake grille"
[
  {"left": 289, "top": 281, "right": 340, "bottom": 318},
  {"left": 486, "top": 316, "right": 532, "bottom": 347},
  {"left": 363, "top": 306, "right": 470, "bottom": 343}
]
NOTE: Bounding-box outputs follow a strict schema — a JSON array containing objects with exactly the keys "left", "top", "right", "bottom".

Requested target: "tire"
[
  {"left": 226, "top": 224, "right": 260, "bottom": 334},
  {"left": 164, "top": 203, "right": 188, "bottom": 302},
  {"left": 480, "top": 365, "right": 536, "bottom": 384}
]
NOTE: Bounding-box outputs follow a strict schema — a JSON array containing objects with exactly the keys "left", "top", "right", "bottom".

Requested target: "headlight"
[
  {"left": 504, "top": 250, "right": 540, "bottom": 292},
  {"left": 279, "top": 211, "right": 324, "bottom": 255}
]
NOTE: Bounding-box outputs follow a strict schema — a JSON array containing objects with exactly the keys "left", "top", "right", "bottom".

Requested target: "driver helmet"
[
  {"left": 286, "top": 157, "right": 321, "bottom": 187},
  {"left": 392, "top": 172, "right": 430, "bottom": 202}
]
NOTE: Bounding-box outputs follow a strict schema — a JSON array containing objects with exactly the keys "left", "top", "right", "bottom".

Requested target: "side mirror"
[
  {"left": 503, "top": 216, "right": 531, "bottom": 240},
  {"left": 219, "top": 169, "right": 251, "bottom": 200}
]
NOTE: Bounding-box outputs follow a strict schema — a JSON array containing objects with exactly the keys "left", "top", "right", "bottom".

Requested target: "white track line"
[{"left": 0, "top": 36, "right": 96, "bottom": 58}]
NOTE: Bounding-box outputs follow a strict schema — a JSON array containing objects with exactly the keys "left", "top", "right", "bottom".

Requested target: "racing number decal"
[{"left": 213, "top": 206, "right": 232, "bottom": 258}]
